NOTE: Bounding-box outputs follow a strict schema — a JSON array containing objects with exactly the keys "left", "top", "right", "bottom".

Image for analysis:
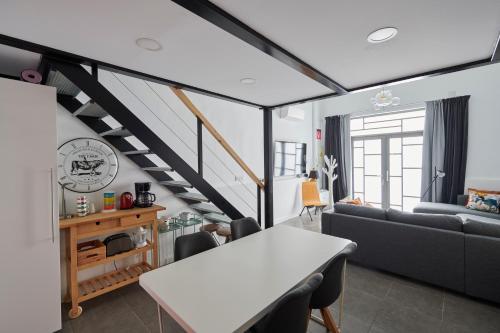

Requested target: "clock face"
[{"left": 57, "top": 138, "right": 119, "bottom": 193}]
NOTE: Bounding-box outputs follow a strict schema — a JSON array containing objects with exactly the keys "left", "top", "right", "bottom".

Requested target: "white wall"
[
  {"left": 57, "top": 104, "right": 190, "bottom": 298},
  {"left": 315, "top": 62, "right": 500, "bottom": 191},
  {"left": 272, "top": 103, "right": 316, "bottom": 223}
]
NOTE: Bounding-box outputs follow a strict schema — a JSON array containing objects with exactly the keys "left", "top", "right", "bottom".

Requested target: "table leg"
[
  {"left": 339, "top": 260, "right": 347, "bottom": 330},
  {"left": 157, "top": 303, "right": 164, "bottom": 333},
  {"left": 68, "top": 226, "right": 82, "bottom": 318},
  {"left": 153, "top": 220, "right": 159, "bottom": 268}
]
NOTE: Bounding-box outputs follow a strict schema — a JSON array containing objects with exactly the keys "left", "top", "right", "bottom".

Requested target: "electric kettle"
[{"left": 120, "top": 192, "right": 134, "bottom": 210}]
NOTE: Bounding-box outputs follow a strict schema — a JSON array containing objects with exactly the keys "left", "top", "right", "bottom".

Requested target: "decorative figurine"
[{"left": 322, "top": 155, "right": 338, "bottom": 209}]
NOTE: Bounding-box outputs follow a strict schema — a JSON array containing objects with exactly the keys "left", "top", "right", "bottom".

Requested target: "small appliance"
[
  {"left": 119, "top": 192, "right": 134, "bottom": 210},
  {"left": 134, "top": 182, "right": 156, "bottom": 207},
  {"left": 103, "top": 233, "right": 134, "bottom": 256},
  {"left": 132, "top": 227, "right": 148, "bottom": 248}
]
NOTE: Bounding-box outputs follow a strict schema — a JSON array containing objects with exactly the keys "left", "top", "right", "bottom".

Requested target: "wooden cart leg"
[
  {"left": 68, "top": 226, "right": 82, "bottom": 319},
  {"left": 152, "top": 220, "right": 159, "bottom": 268}
]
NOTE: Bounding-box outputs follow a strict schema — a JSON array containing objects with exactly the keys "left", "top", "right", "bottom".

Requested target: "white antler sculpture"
[{"left": 322, "top": 155, "right": 338, "bottom": 208}]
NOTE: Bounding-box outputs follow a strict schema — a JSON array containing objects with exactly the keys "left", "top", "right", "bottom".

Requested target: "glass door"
[{"left": 353, "top": 133, "right": 423, "bottom": 211}]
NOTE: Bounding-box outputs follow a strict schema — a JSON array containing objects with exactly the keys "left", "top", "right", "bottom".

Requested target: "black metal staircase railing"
[{"left": 49, "top": 59, "right": 245, "bottom": 221}]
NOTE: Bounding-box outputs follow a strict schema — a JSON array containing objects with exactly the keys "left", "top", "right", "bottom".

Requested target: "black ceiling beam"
[
  {"left": 492, "top": 33, "right": 500, "bottom": 62},
  {"left": 171, "top": 0, "right": 348, "bottom": 95},
  {"left": 0, "top": 33, "right": 263, "bottom": 108}
]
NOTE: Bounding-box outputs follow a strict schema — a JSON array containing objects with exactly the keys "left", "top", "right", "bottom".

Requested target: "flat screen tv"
[{"left": 274, "top": 141, "right": 307, "bottom": 177}]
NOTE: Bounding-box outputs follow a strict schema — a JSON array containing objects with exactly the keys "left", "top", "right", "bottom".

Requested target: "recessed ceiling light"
[
  {"left": 367, "top": 27, "right": 398, "bottom": 43},
  {"left": 135, "top": 37, "right": 162, "bottom": 51},
  {"left": 240, "top": 77, "right": 256, "bottom": 85}
]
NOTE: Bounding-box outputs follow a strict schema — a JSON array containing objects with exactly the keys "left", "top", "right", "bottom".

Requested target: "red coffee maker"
[{"left": 119, "top": 192, "right": 134, "bottom": 210}]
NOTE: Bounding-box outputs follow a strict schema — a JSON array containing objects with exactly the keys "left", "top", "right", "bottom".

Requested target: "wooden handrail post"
[{"left": 171, "top": 87, "right": 264, "bottom": 189}]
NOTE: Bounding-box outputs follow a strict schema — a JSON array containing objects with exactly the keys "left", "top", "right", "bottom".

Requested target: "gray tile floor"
[{"left": 59, "top": 215, "right": 500, "bottom": 333}]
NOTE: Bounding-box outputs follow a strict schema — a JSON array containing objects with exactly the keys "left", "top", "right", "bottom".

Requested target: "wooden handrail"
[{"left": 171, "top": 87, "right": 265, "bottom": 189}]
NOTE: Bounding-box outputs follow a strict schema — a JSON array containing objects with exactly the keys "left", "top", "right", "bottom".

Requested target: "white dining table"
[{"left": 139, "top": 224, "right": 352, "bottom": 333}]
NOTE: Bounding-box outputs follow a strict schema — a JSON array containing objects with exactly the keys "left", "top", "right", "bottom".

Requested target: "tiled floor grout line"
[{"left": 120, "top": 292, "right": 151, "bottom": 332}]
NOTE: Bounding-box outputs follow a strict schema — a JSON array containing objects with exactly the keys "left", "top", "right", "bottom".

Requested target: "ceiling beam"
[
  {"left": 0, "top": 34, "right": 264, "bottom": 108},
  {"left": 171, "top": 0, "right": 348, "bottom": 95}
]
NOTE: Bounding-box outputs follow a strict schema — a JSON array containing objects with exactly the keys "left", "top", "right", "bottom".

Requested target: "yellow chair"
[{"left": 300, "top": 181, "right": 328, "bottom": 221}]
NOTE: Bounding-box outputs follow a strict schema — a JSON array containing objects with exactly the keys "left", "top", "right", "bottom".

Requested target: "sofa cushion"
[
  {"left": 462, "top": 216, "right": 500, "bottom": 238},
  {"left": 386, "top": 208, "right": 463, "bottom": 232},
  {"left": 413, "top": 202, "right": 500, "bottom": 220},
  {"left": 466, "top": 188, "right": 500, "bottom": 214},
  {"left": 333, "top": 203, "right": 386, "bottom": 220}
]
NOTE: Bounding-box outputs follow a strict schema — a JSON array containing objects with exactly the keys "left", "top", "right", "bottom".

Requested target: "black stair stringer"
[{"left": 52, "top": 60, "right": 244, "bottom": 220}]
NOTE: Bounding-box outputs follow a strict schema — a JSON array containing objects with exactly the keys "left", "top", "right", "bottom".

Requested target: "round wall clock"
[{"left": 57, "top": 138, "right": 119, "bottom": 193}]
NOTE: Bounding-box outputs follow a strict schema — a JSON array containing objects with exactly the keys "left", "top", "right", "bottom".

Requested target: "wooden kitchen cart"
[{"left": 60, "top": 205, "right": 165, "bottom": 319}]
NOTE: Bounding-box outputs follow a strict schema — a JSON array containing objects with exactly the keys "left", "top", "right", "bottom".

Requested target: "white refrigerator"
[{"left": 0, "top": 78, "right": 61, "bottom": 332}]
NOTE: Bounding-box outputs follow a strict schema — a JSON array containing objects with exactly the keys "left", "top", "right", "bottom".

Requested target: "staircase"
[{"left": 47, "top": 60, "right": 246, "bottom": 223}]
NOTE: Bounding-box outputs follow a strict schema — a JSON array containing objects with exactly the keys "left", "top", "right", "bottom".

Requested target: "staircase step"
[
  {"left": 159, "top": 180, "right": 192, "bottom": 188},
  {"left": 99, "top": 127, "right": 132, "bottom": 137},
  {"left": 122, "top": 150, "right": 150, "bottom": 155},
  {"left": 142, "top": 166, "right": 173, "bottom": 172},
  {"left": 190, "top": 203, "right": 223, "bottom": 214},
  {"left": 203, "top": 213, "right": 232, "bottom": 224},
  {"left": 176, "top": 192, "right": 208, "bottom": 202},
  {"left": 73, "top": 101, "right": 108, "bottom": 118}
]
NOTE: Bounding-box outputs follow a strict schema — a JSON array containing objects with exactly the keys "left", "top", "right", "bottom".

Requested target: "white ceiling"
[
  {"left": 212, "top": 0, "right": 500, "bottom": 89},
  {"left": 0, "top": 44, "right": 40, "bottom": 77},
  {"left": 0, "top": 1, "right": 499, "bottom": 105},
  {"left": 0, "top": 1, "right": 331, "bottom": 106}
]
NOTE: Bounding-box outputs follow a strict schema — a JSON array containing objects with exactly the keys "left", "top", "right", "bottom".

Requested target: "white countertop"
[{"left": 140, "top": 225, "right": 352, "bottom": 333}]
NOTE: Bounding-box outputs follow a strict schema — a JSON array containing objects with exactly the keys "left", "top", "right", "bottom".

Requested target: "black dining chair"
[
  {"left": 309, "top": 242, "right": 357, "bottom": 333},
  {"left": 230, "top": 217, "right": 261, "bottom": 241},
  {"left": 174, "top": 231, "right": 218, "bottom": 261},
  {"left": 249, "top": 273, "right": 323, "bottom": 333}
]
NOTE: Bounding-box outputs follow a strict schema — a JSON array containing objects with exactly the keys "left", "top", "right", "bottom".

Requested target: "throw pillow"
[{"left": 466, "top": 188, "right": 500, "bottom": 214}]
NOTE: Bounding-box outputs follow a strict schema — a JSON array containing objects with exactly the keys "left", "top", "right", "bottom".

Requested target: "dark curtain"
[
  {"left": 324, "top": 116, "right": 348, "bottom": 202},
  {"left": 440, "top": 96, "right": 469, "bottom": 204}
]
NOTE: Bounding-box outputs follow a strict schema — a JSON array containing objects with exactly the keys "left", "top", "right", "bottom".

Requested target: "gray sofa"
[
  {"left": 322, "top": 203, "right": 500, "bottom": 303},
  {"left": 413, "top": 195, "right": 500, "bottom": 220}
]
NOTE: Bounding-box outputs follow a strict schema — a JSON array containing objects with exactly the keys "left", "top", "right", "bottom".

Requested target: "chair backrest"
[
  {"left": 230, "top": 217, "right": 261, "bottom": 241},
  {"left": 254, "top": 273, "right": 323, "bottom": 333},
  {"left": 302, "top": 181, "right": 321, "bottom": 203},
  {"left": 309, "top": 242, "right": 357, "bottom": 309},
  {"left": 174, "top": 231, "right": 218, "bottom": 261}
]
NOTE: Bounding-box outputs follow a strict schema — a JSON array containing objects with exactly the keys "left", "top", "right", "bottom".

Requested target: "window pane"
[
  {"left": 390, "top": 138, "right": 401, "bottom": 154},
  {"left": 351, "top": 127, "right": 401, "bottom": 137},
  {"left": 351, "top": 118, "right": 363, "bottom": 130},
  {"left": 364, "top": 139, "right": 381, "bottom": 154},
  {"left": 403, "top": 145, "right": 423, "bottom": 168},
  {"left": 365, "top": 155, "right": 381, "bottom": 175},
  {"left": 365, "top": 176, "right": 381, "bottom": 203},
  {"left": 390, "top": 155, "right": 401, "bottom": 176},
  {"left": 353, "top": 168, "right": 364, "bottom": 192},
  {"left": 353, "top": 148, "right": 363, "bottom": 167},
  {"left": 353, "top": 140, "right": 363, "bottom": 148},
  {"left": 364, "top": 120, "right": 401, "bottom": 129},
  {"left": 390, "top": 177, "right": 402, "bottom": 205},
  {"left": 403, "top": 136, "right": 423, "bottom": 145},
  {"left": 403, "top": 197, "right": 421, "bottom": 212},
  {"left": 402, "top": 117, "right": 425, "bottom": 132},
  {"left": 403, "top": 169, "right": 422, "bottom": 197}
]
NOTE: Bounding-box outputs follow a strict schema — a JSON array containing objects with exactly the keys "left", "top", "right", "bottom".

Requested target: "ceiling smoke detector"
[
  {"left": 367, "top": 27, "right": 398, "bottom": 43},
  {"left": 240, "top": 78, "right": 256, "bottom": 85},
  {"left": 135, "top": 37, "right": 162, "bottom": 51}
]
